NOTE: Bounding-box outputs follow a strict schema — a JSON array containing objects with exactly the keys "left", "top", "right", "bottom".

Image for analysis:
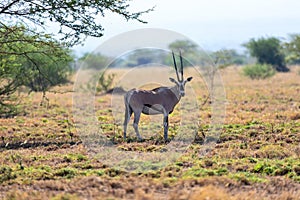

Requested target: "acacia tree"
[
  {"left": 167, "top": 40, "right": 201, "bottom": 66},
  {"left": 244, "top": 37, "right": 289, "bottom": 72},
  {"left": 168, "top": 40, "right": 198, "bottom": 53}
]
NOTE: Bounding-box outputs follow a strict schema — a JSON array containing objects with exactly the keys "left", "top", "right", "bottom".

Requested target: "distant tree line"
[
  {"left": 78, "top": 36, "right": 300, "bottom": 84},
  {"left": 79, "top": 40, "right": 248, "bottom": 69},
  {"left": 79, "top": 36, "right": 300, "bottom": 72}
]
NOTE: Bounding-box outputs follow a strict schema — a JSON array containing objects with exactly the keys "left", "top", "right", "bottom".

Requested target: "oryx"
[{"left": 123, "top": 52, "right": 193, "bottom": 141}]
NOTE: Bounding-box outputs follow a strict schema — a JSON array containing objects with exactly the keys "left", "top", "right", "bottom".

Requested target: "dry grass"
[{"left": 0, "top": 66, "right": 300, "bottom": 199}]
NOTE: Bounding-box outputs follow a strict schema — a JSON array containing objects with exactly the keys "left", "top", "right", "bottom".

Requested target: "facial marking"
[{"left": 179, "top": 82, "right": 185, "bottom": 96}]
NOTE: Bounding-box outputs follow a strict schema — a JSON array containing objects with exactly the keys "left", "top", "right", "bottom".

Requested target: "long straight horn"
[
  {"left": 172, "top": 51, "right": 180, "bottom": 81},
  {"left": 179, "top": 51, "right": 183, "bottom": 81}
]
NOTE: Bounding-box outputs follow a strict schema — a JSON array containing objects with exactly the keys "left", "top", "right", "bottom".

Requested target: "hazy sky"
[{"left": 72, "top": 0, "right": 300, "bottom": 56}]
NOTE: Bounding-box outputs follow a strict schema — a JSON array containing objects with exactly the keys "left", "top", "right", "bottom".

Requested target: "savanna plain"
[{"left": 0, "top": 66, "right": 300, "bottom": 200}]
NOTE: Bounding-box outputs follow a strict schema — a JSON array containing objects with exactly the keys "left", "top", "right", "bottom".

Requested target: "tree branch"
[
  {"left": 0, "top": 0, "right": 154, "bottom": 46},
  {"left": 0, "top": 0, "right": 21, "bottom": 14}
]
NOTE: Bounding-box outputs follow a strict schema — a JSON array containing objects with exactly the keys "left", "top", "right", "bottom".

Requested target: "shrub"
[
  {"left": 0, "top": 166, "right": 16, "bottom": 183},
  {"left": 243, "top": 64, "right": 276, "bottom": 80},
  {"left": 244, "top": 37, "right": 289, "bottom": 72},
  {"left": 84, "top": 70, "right": 116, "bottom": 94},
  {"left": 96, "top": 71, "right": 116, "bottom": 93},
  {"left": 55, "top": 168, "right": 77, "bottom": 179}
]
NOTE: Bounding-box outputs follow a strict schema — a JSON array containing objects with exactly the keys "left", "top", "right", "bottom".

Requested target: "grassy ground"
[{"left": 0, "top": 66, "right": 299, "bottom": 200}]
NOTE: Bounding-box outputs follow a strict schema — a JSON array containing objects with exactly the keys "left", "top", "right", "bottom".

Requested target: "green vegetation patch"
[
  {"left": 0, "top": 166, "right": 17, "bottom": 183},
  {"left": 243, "top": 64, "right": 276, "bottom": 80}
]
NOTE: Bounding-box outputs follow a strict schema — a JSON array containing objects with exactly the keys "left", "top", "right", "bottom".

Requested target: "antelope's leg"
[
  {"left": 163, "top": 115, "right": 169, "bottom": 141},
  {"left": 123, "top": 105, "right": 132, "bottom": 139},
  {"left": 133, "top": 111, "right": 143, "bottom": 140}
]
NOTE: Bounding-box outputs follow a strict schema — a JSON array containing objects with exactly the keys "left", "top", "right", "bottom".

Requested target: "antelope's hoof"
[{"left": 164, "top": 138, "right": 171, "bottom": 143}]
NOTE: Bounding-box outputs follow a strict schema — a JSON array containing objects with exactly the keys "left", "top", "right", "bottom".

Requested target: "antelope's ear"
[
  {"left": 169, "top": 77, "right": 177, "bottom": 83},
  {"left": 186, "top": 77, "right": 193, "bottom": 82}
]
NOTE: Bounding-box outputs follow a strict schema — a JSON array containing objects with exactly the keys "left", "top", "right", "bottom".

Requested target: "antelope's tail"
[{"left": 124, "top": 89, "right": 134, "bottom": 112}]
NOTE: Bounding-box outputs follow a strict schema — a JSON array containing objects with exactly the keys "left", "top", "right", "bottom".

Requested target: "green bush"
[
  {"left": 243, "top": 64, "right": 276, "bottom": 80},
  {"left": 55, "top": 168, "right": 77, "bottom": 179},
  {"left": 85, "top": 70, "right": 116, "bottom": 94},
  {"left": 0, "top": 166, "right": 16, "bottom": 183},
  {"left": 96, "top": 71, "right": 116, "bottom": 92},
  {"left": 244, "top": 37, "right": 289, "bottom": 72}
]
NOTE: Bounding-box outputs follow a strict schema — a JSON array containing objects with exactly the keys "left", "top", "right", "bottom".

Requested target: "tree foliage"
[
  {"left": 167, "top": 40, "right": 203, "bottom": 66},
  {"left": 0, "top": 24, "right": 73, "bottom": 116},
  {"left": 78, "top": 53, "right": 109, "bottom": 70},
  {"left": 284, "top": 34, "right": 300, "bottom": 64},
  {"left": 168, "top": 40, "right": 198, "bottom": 54},
  {"left": 211, "top": 49, "right": 248, "bottom": 68},
  {"left": 0, "top": 0, "right": 153, "bottom": 46},
  {"left": 125, "top": 49, "right": 167, "bottom": 67},
  {"left": 244, "top": 37, "right": 289, "bottom": 72}
]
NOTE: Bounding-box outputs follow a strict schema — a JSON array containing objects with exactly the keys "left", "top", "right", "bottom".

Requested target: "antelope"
[{"left": 123, "top": 52, "right": 193, "bottom": 141}]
